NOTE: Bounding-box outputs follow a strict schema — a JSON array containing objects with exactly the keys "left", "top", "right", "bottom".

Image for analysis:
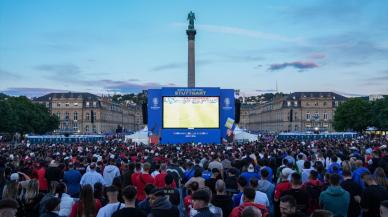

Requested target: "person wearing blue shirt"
[
  {"left": 63, "top": 162, "right": 82, "bottom": 197},
  {"left": 352, "top": 160, "right": 370, "bottom": 189},
  {"left": 240, "top": 164, "right": 260, "bottom": 184}
]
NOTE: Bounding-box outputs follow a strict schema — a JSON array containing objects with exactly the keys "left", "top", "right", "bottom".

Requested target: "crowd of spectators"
[{"left": 0, "top": 135, "right": 388, "bottom": 217}]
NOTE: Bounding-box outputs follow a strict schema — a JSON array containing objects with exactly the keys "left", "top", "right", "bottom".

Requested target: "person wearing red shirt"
[
  {"left": 274, "top": 172, "right": 292, "bottom": 202},
  {"left": 34, "top": 161, "right": 48, "bottom": 193},
  {"left": 69, "top": 184, "right": 101, "bottom": 217},
  {"left": 133, "top": 162, "right": 155, "bottom": 201},
  {"left": 131, "top": 163, "right": 142, "bottom": 188},
  {"left": 229, "top": 187, "right": 269, "bottom": 217},
  {"left": 155, "top": 163, "right": 176, "bottom": 188}
]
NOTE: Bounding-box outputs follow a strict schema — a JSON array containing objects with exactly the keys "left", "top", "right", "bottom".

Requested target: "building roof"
[
  {"left": 286, "top": 92, "right": 347, "bottom": 101},
  {"left": 33, "top": 92, "right": 100, "bottom": 101}
]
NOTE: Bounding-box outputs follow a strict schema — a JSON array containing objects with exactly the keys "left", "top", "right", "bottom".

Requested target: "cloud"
[
  {"left": 0, "top": 69, "right": 21, "bottom": 80},
  {"left": 96, "top": 79, "right": 176, "bottom": 93},
  {"left": 172, "top": 22, "right": 303, "bottom": 44},
  {"left": 151, "top": 60, "right": 213, "bottom": 72},
  {"left": 309, "top": 53, "right": 326, "bottom": 59},
  {"left": 268, "top": 61, "right": 318, "bottom": 71},
  {"left": 3, "top": 87, "right": 68, "bottom": 97},
  {"left": 151, "top": 63, "right": 184, "bottom": 72},
  {"left": 35, "top": 63, "right": 82, "bottom": 81}
]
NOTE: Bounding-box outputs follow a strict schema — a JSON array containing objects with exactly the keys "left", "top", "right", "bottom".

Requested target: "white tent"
[
  {"left": 125, "top": 126, "right": 149, "bottom": 144},
  {"left": 233, "top": 126, "right": 259, "bottom": 142}
]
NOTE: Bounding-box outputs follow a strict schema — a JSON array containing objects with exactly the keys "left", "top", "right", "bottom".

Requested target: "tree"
[
  {"left": 0, "top": 94, "right": 59, "bottom": 135},
  {"left": 333, "top": 98, "right": 372, "bottom": 132},
  {"left": 371, "top": 97, "right": 388, "bottom": 129}
]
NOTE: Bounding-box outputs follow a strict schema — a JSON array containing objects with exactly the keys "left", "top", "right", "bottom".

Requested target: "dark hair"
[
  {"left": 78, "top": 185, "right": 96, "bottom": 217},
  {"left": 165, "top": 174, "right": 174, "bottom": 185},
  {"left": 238, "top": 176, "right": 248, "bottom": 188},
  {"left": 189, "top": 181, "right": 199, "bottom": 192},
  {"left": 45, "top": 197, "right": 61, "bottom": 212},
  {"left": 94, "top": 182, "right": 104, "bottom": 200},
  {"left": 329, "top": 174, "right": 340, "bottom": 185},
  {"left": 342, "top": 169, "right": 351, "bottom": 177},
  {"left": 55, "top": 182, "right": 66, "bottom": 199},
  {"left": 105, "top": 186, "right": 118, "bottom": 193},
  {"left": 260, "top": 169, "right": 269, "bottom": 178},
  {"left": 112, "top": 177, "right": 122, "bottom": 190},
  {"left": 304, "top": 161, "right": 311, "bottom": 169},
  {"left": 194, "top": 168, "right": 202, "bottom": 177},
  {"left": 122, "top": 185, "right": 137, "bottom": 201},
  {"left": 249, "top": 178, "right": 258, "bottom": 188},
  {"left": 291, "top": 173, "right": 302, "bottom": 185},
  {"left": 310, "top": 170, "right": 318, "bottom": 179},
  {"left": 243, "top": 187, "right": 256, "bottom": 201},
  {"left": 192, "top": 189, "right": 210, "bottom": 203},
  {"left": 310, "top": 209, "right": 333, "bottom": 217},
  {"left": 144, "top": 184, "right": 156, "bottom": 195},
  {"left": 280, "top": 195, "right": 297, "bottom": 207}
]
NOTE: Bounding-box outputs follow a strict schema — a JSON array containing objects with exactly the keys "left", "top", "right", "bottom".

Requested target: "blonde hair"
[{"left": 22, "top": 179, "right": 39, "bottom": 203}]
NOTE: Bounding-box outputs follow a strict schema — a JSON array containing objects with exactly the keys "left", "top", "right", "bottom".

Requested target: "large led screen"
[{"left": 163, "top": 97, "right": 219, "bottom": 128}]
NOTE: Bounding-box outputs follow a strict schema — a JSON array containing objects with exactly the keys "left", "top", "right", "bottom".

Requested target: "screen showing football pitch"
[{"left": 163, "top": 97, "right": 219, "bottom": 128}]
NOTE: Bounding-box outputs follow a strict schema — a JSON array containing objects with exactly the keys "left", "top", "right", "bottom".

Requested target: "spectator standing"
[{"left": 319, "top": 174, "right": 350, "bottom": 217}]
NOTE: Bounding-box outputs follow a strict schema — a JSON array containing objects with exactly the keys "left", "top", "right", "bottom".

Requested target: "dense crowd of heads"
[{"left": 0, "top": 135, "right": 387, "bottom": 217}]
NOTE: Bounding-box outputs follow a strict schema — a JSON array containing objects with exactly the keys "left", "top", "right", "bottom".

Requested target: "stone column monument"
[{"left": 186, "top": 11, "right": 196, "bottom": 88}]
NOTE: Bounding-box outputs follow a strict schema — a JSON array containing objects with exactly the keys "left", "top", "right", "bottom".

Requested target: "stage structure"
[{"left": 147, "top": 87, "right": 235, "bottom": 144}]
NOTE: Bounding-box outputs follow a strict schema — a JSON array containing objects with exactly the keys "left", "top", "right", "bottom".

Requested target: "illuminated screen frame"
[{"left": 162, "top": 96, "right": 220, "bottom": 129}]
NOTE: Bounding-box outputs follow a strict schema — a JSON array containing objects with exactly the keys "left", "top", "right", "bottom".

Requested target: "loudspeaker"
[
  {"left": 142, "top": 103, "right": 147, "bottom": 124},
  {"left": 235, "top": 99, "right": 241, "bottom": 124}
]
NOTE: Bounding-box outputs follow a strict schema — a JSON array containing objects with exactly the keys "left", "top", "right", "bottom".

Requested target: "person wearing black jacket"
[
  {"left": 212, "top": 180, "right": 233, "bottom": 217},
  {"left": 148, "top": 188, "right": 179, "bottom": 217},
  {"left": 162, "top": 174, "right": 180, "bottom": 206},
  {"left": 112, "top": 186, "right": 146, "bottom": 217},
  {"left": 340, "top": 170, "right": 362, "bottom": 217}
]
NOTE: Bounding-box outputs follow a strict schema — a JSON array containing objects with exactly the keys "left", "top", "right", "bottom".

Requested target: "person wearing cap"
[
  {"left": 40, "top": 197, "right": 61, "bottom": 217},
  {"left": 240, "top": 164, "right": 260, "bottom": 184},
  {"left": 230, "top": 187, "right": 269, "bottom": 217},
  {"left": 63, "top": 162, "right": 82, "bottom": 198},
  {"left": 0, "top": 199, "right": 19, "bottom": 217},
  {"left": 96, "top": 186, "right": 125, "bottom": 217},
  {"left": 103, "top": 159, "right": 121, "bottom": 187},
  {"left": 80, "top": 162, "right": 105, "bottom": 187},
  {"left": 190, "top": 189, "right": 216, "bottom": 217},
  {"left": 148, "top": 188, "right": 179, "bottom": 217}
]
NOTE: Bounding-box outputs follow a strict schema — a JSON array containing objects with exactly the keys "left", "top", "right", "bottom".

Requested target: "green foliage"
[
  {"left": 112, "top": 92, "right": 147, "bottom": 105},
  {"left": 0, "top": 94, "right": 59, "bottom": 135},
  {"left": 333, "top": 97, "right": 388, "bottom": 132}
]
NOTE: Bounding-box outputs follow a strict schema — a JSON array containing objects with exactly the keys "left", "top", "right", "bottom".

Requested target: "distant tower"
[{"left": 186, "top": 11, "right": 196, "bottom": 88}]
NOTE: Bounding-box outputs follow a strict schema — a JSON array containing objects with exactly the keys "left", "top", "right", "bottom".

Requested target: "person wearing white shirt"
[
  {"left": 103, "top": 159, "right": 121, "bottom": 186},
  {"left": 80, "top": 163, "right": 105, "bottom": 187},
  {"left": 240, "top": 178, "right": 270, "bottom": 208},
  {"left": 97, "top": 186, "right": 125, "bottom": 217},
  {"left": 55, "top": 182, "right": 74, "bottom": 217}
]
